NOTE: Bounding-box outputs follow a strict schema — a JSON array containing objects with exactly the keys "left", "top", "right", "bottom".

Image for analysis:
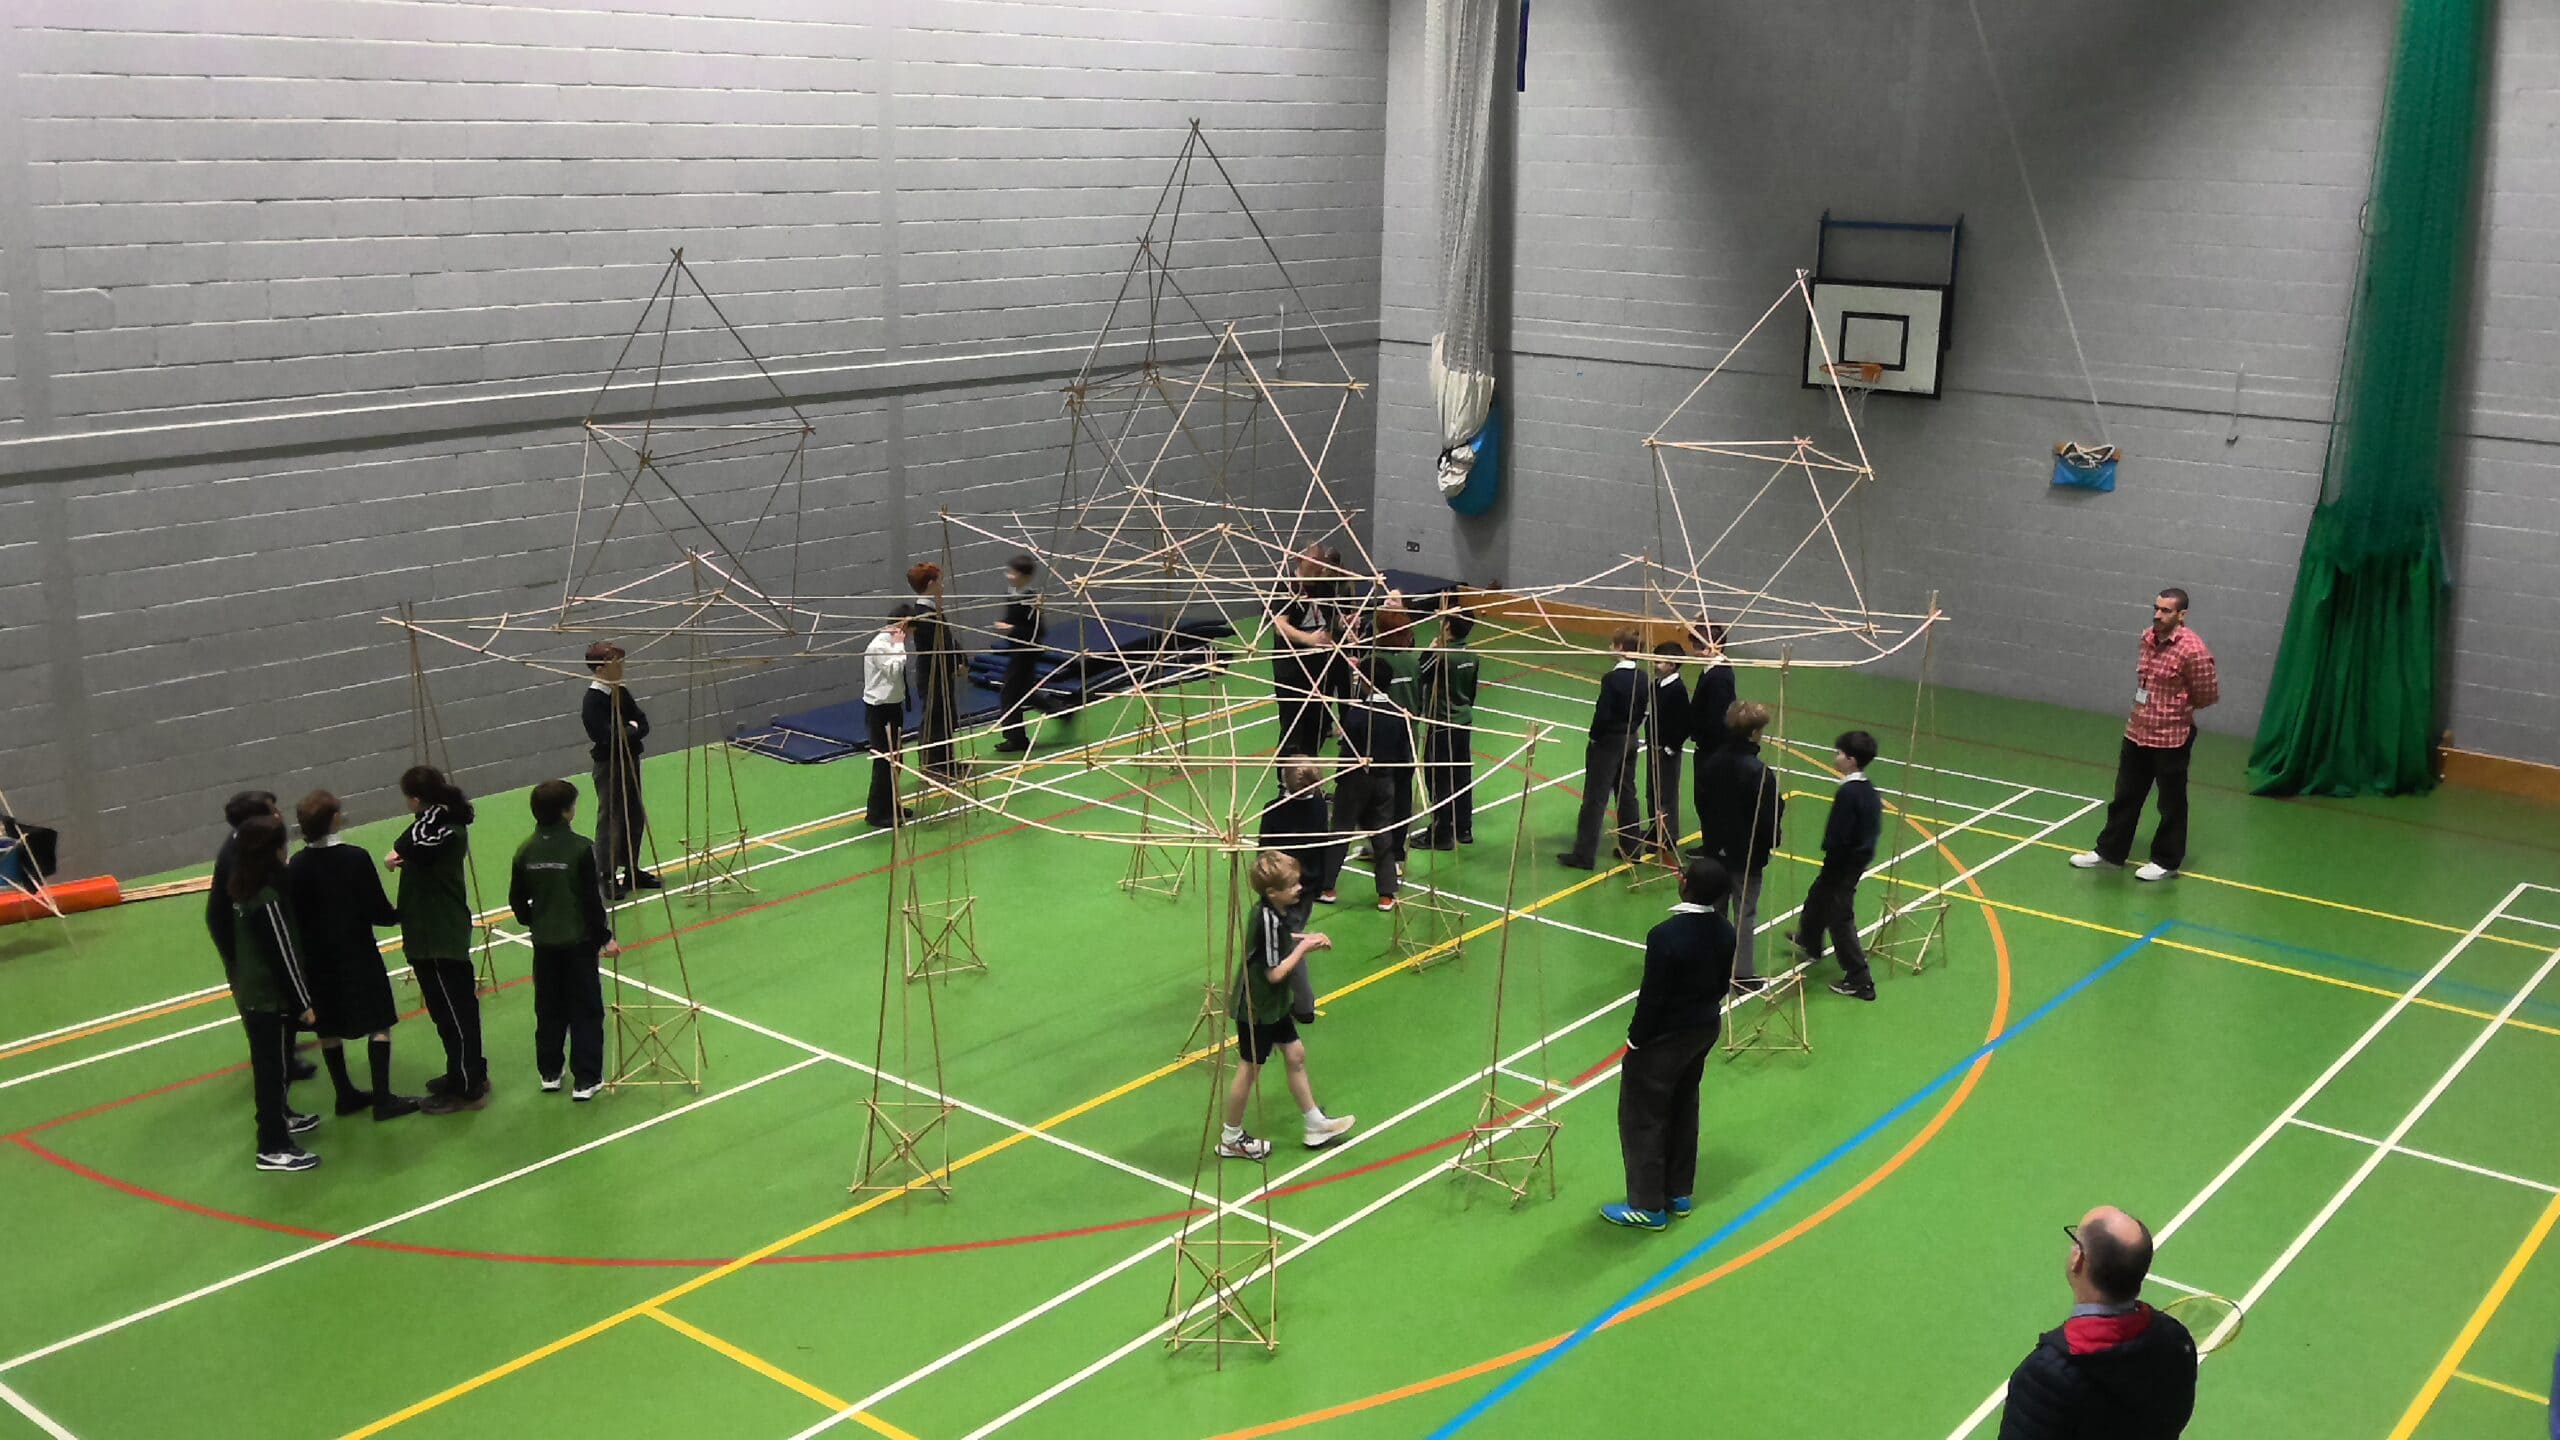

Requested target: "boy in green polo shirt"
[{"left": 509, "top": 779, "right": 620, "bottom": 1100}]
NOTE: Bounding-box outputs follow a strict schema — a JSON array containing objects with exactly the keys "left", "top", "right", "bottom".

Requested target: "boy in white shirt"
[{"left": 865, "top": 605, "right": 917, "bottom": 827}]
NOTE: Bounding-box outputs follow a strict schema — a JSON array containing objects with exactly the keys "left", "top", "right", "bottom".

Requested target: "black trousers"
[
  {"left": 591, "top": 760, "right": 646, "bottom": 890},
  {"left": 1336, "top": 766, "right": 1408, "bottom": 898},
  {"left": 997, "top": 650, "right": 1038, "bottom": 749},
  {"left": 1568, "top": 733, "right": 1643, "bottom": 865},
  {"left": 865, "top": 701, "right": 905, "bottom": 825},
  {"left": 240, "top": 1008, "right": 295, "bottom": 1154},
  {"left": 1617, "top": 1024, "right": 1717, "bottom": 1212},
  {"left": 917, "top": 675, "right": 958, "bottom": 778},
  {"left": 1795, "top": 877, "right": 1869, "bottom": 987},
  {"left": 1421, "top": 724, "right": 1474, "bottom": 843},
  {"left": 413, "top": 955, "right": 488, "bottom": 1090},
  {"left": 532, "top": 943, "right": 606, "bottom": 1089},
  {"left": 1274, "top": 662, "right": 1330, "bottom": 757},
  {"left": 1646, "top": 747, "right": 1684, "bottom": 855},
  {"left": 2093, "top": 732, "right": 2194, "bottom": 871}
]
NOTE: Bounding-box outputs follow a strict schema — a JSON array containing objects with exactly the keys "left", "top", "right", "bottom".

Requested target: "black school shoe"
[
  {"left": 1554, "top": 853, "right": 1595, "bottom": 870},
  {"left": 288, "top": 1058, "right": 319, "bottom": 1082},
  {"left": 633, "top": 871, "right": 665, "bottom": 890},
  {"left": 333, "top": 1089, "right": 378, "bottom": 1117},
  {"left": 373, "top": 1094, "right": 422, "bottom": 1121}
]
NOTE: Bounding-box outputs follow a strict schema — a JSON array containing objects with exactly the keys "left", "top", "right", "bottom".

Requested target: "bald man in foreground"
[{"left": 1998, "top": 1206, "right": 2198, "bottom": 1439}]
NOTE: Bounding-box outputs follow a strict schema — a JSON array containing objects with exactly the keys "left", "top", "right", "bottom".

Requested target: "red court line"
[{"left": 8, "top": 1049, "right": 1629, "bottom": 1271}]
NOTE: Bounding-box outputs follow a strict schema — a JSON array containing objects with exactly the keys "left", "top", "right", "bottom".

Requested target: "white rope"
[{"left": 1964, "top": 0, "right": 2113, "bottom": 449}]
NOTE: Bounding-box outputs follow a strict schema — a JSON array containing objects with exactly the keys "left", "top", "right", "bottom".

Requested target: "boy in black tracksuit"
[
  {"left": 1558, "top": 629, "right": 1649, "bottom": 870},
  {"left": 225, "top": 814, "right": 324, "bottom": 1171},
  {"left": 582, "top": 641, "right": 658, "bottom": 899},
  {"left": 992, "top": 553, "right": 1045, "bottom": 755},
  {"left": 511, "top": 779, "right": 618, "bottom": 1099},
  {"left": 1605, "top": 856, "right": 1737, "bottom": 1231},
  {"left": 1414, "top": 606, "right": 1480, "bottom": 849},
  {"left": 1332, "top": 662, "right": 1413, "bottom": 911},
  {"left": 1259, "top": 760, "right": 1342, "bottom": 915},
  {"left": 1643, "top": 642, "right": 1692, "bottom": 861},
  {"left": 1795, "top": 730, "right": 1884, "bottom": 1001}
]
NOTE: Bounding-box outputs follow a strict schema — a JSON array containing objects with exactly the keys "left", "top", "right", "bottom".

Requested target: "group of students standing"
[
  {"left": 208, "top": 746, "right": 628, "bottom": 1171},
  {"left": 859, "top": 554, "right": 1047, "bottom": 828},
  {"left": 1255, "top": 551, "right": 1484, "bottom": 915}
]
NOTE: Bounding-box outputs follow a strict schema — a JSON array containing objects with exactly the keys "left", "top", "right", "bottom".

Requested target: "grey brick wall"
[
  {"left": 1376, "top": 0, "right": 2559, "bottom": 765},
  {"left": 0, "top": 0, "right": 1385, "bottom": 877}
]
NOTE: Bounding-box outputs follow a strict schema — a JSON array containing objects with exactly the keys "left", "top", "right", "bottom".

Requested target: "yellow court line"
[
  {"left": 2388, "top": 1188, "right": 2560, "bottom": 1438},
  {"left": 641, "top": 1307, "right": 919, "bottom": 1439},
  {"left": 2452, "top": 1369, "right": 2552, "bottom": 1407},
  {"left": 1856, "top": 868, "right": 2560, "bottom": 1041},
  {"left": 340, "top": 838, "right": 1637, "bottom": 1439}
]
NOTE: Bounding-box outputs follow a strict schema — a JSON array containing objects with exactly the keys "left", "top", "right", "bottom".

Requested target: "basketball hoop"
[{"left": 1821, "top": 361, "right": 1884, "bottom": 429}]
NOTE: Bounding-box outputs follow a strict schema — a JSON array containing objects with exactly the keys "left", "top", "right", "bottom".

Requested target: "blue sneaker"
[
  {"left": 1668, "top": 1196, "right": 1694, "bottom": 1218},
  {"left": 1599, "top": 1203, "right": 1669, "bottom": 1232}
]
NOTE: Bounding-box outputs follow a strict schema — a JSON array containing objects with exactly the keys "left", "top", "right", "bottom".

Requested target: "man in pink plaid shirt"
[{"left": 2072, "top": 588, "right": 2219, "bottom": 882}]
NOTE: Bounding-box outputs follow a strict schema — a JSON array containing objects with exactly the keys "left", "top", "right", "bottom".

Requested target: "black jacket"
[
  {"left": 206, "top": 831, "right": 247, "bottom": 966},
  {"left": 1997, "top": 1307, "right": 2197, "bottom": 1440},
  {"left": 1258, "top": 788, "right": 1331, "bottom": 854},
  {"left": 1000, "top": 589, "right": 1044, "bottom": 649},
  {"left": 1590, "top": 663, "right": 1649, "bottom": 741},
  {"left": 1817, "top": 775, "right": 1883, "bottom": 886},
  {"left": 1690, "top": 661, "right": 1737, "bottom": 752},
  {"left": 285, "top": 842, "right": 398, "bottom": 968},
  {"left": 1695, "top": 739, "right": 1784, "bottom": 873},
  {"left": 1627, "top": 907, "right": 1735, "bottom": 1049},
  {"left": 1646, "top": 675, "right": 1690, "bottom": 755},
  {"left": 583, "top": 685, "right": 650, "bottom": 767}
]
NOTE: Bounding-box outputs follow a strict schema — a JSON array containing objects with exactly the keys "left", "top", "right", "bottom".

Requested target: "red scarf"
[{"left": 2064, "top": 1302, "right": 2156, "bottom": 1355}]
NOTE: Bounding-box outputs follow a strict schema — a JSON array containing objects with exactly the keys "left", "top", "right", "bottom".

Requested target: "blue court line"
[
  {"left": 2171, "top": 919, "right": 2560, "bottom": 1022},
  {"left": 1428, "top": 920, "right": 2176, "bottom": 1438}
]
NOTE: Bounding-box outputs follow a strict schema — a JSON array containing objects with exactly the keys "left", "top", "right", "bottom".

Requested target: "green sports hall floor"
[{"left": 3, "top": 642, "right": 2557, "bottom": 1440}]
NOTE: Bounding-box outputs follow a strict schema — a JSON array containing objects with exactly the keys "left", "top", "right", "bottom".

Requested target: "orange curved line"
[{"left": 1214, "top": 815, "right": 2013, "bottom": 1440}]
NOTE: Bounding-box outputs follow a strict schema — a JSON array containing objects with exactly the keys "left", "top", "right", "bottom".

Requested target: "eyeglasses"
[{"left": 2064, "top": 1223, "right": 2082, "bottom": 1251}]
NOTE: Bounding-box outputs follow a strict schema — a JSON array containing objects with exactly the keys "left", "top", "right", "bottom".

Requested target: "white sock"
[
  {"left": 1222, "top": 1123, "right": 1245, "bottom": 1143},
  {"left": 1303, "top": 1107, "right": 1328, "bottom": 1126}
]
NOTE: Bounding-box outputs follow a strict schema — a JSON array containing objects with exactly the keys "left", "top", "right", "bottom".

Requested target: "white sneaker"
[
  {"left": 1215, "top": 1132, "right": 1273, "bottom": 1161},
  {"left": 538, "top": 1073, "right": 563, "bottom": 1093},
  {"left": 1303, "top": 1113, "right": 1356, "bottom": 1149},
  {"left": 2135, "top": 862, "right": 2176, "bottom": 882},
  {"left": 571, "top": 1083, "right": 602, "bottom": 1102},
  {"left": 2068, "top": 852, "right": 2116, "bottom": 869}
]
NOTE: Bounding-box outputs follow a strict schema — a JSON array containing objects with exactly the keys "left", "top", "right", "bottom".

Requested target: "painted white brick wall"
[
  {"left": 1376, "top": 0, "right": 2560, "bottom": 767},
  {"left": 0, "top": 0, "right": 1386, "bottom": 876}
]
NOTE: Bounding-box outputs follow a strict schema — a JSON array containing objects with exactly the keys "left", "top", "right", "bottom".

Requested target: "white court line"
[
  {"left": 2146, "top": 1273, "right": 2210, "bottom": 1299},
  {"left": 586, "top": 959, "right": 1321, "bottom": 1247},
  {"left": 0, "top": 707, "right": 1285, "bottom": 1096},
  {"left": 1478, "top": 675, "right": 2105, "bottom": 806},
  {"left": 785, "top": 792, "right": 2093, "bottom": 1439},
  {"left": 0, "top": 1377, "right": 76, "bottom": 1439},
  {"left": 2210, "top": 940, "right": 2560, "bottom": 1342},
  {"left": 0, "top": 1055, "right": 826, "bottom": 1376},
  {"left": 0, "top": 686, "right": 1277, "bottom": 1065},
  {"left": 0, "top": 1014, "right": 248, "bottom": 1097},
  {"left": 2286, "top": 1118, "right": 2560, "bottom": 1196},
  {"left": 1942, "top": 884, "right": 2534, "bottom": 1438},
  {"left": 0, "top": 985, "right": 232, "bottom": 1057},
  {"left": 2500, "top": 912, "right": 2560, "bottom": 935}
]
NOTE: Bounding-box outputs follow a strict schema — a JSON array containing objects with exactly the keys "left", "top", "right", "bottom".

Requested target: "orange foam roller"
[{"left": 0, "top": 875, "right": 121, "bottom": 925}]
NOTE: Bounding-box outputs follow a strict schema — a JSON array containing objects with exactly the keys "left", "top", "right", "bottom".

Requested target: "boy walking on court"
[
  {"left": 1219, "top": 852, "right": 1356, "bottom": 1161},
  {"left": 510, "top": 779, "right": 620, "bottom": 1101},
  {"left": 1794, "top": 731, "right": 1883, "bottom": 1002}
]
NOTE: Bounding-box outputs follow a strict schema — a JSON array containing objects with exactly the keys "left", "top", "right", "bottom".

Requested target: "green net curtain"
[{"left": 2248, "top": 0, "right": 2488, "bottom": 798}]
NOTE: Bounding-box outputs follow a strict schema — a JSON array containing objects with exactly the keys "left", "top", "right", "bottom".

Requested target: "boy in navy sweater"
[
  {"left": 1794, "top": 730, "right": 1884, "bottom": 1001},
  {"left": 1558, "top": 629, "right": 1650, "bottom": 870},
  {"left": 1604, "top": 856, "right": 1737, "bottom": 1231}
]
